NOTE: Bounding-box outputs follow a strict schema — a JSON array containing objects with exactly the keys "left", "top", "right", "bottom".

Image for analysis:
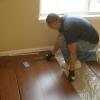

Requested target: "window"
[
  {"left": 89, "top": 0, "right": 100, "bottom": 13},
  {"left": 39, "top": 0, "right": 100, "bottom": 19}
]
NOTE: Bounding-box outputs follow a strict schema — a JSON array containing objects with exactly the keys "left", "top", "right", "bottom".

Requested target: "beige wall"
[{"left": 0, "top": 0, "right": 100, "bottom": 51}]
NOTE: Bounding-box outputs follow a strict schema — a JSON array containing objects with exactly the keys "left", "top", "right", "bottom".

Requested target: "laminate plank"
[{"left": 0, "top": 62, "right": 20, "bottom": 100}]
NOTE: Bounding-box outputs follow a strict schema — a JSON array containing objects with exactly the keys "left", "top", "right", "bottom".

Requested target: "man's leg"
[
  {"left": 59, "top": 36, "right": 81, "bottom": 69},
  {"left": 59, "top": 38, "right": 98, "bottom": 81},
  {"left": 77, "top": 40, "right": 98, "bottom": 62}
]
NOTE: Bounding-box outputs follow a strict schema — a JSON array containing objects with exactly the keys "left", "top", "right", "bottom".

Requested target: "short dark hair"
[{"left": 46, "top": 13, "right": 60, "bottom": 24}]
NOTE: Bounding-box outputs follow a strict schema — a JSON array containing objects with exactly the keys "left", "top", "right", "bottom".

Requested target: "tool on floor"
[
  {"left": 33, "top": 56, "right": 46, "bottom": 60},
  {"left": 33, "top": 52, "right": 55, "bottom": 61},
  {"left": 22, "top": 61, "right": 31, "bottom": 68}
]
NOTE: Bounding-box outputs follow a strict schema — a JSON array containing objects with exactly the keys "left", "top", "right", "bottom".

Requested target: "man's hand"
[
  {"left": 68, "top": 70, "right": 76, "bottom": 81},
  {"left": 46, "top": 33, "right": 62, "bottom": 61},
  {"left": 45, "top": 52, "right": 55, "bottom": 61}
]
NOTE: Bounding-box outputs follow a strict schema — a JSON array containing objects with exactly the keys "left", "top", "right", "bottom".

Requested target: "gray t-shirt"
[{"left": 59, "top": 15, "right": 99, "bottom": 44}]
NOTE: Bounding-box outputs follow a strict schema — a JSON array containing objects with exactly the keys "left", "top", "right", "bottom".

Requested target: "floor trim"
[{"left": 0, "top": 46, "right": 52, "bottom": 56}]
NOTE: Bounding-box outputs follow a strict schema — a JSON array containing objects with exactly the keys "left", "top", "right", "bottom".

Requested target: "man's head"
[{"left": 46, "top": 13, "right": 61, "bottom": 30}]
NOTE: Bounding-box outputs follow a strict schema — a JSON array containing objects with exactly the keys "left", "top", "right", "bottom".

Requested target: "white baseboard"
[{"left": 0, "top": 46, "right": 53, "bottom": 56}]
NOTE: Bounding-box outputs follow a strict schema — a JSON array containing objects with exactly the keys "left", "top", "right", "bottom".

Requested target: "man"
[{"left": 46, "top": 13, "right": 99, "bottom": 81}]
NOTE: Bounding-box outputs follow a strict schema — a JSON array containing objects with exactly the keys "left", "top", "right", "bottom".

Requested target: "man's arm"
[
  {"left": 52, "top": 32, "right": 62, "bottom": 54},
  {"left": 68, "top": 42, "right": 77, "bottom": 70}
]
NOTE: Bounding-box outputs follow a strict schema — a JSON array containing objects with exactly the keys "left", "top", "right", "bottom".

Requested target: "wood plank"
[
  {"left": 13, "top": 54, "right": 80, "bottom": 100},
  {"left": 33, "top": 60, "right": 80, "bottom": 100},
  {"left": 14, "top": 56, "right": 45, "bottom": 100},
  {"left": 0, "top": 51, "right": 81, "bottom": 100},
  {"left": 0, "top": 62, "right": 20, "bottom": 100}
]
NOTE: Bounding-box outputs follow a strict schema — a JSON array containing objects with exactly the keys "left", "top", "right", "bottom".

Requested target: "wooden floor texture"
[{"left": 0, "top": 52, "right": 81, "bottom": 100}]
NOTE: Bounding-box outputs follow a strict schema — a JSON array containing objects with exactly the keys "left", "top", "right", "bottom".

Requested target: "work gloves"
[
  {"left": 68, "top": 70, "right": 76, "bottom": 81},
  {"left": 45, "top": 52, "right": 55, "bottom": 61}
]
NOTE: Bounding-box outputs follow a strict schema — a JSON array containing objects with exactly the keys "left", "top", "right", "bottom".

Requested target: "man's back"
[{"left": 60, "top": 15, "right": 99, "bottom": 44}]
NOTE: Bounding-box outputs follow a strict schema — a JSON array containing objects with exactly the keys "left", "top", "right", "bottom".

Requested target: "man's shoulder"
[
  {"left": 63, "top": 14, "right": 84, "bottom": 19},
  {"left": 63, "top": 15, "right": 88, "bottom": 24},
  {"left": 63, "top": 15, "right": 91, "bottom": 28}
]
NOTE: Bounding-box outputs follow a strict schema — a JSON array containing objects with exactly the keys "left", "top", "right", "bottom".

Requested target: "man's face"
[{"left": 48, "top": 21, "right": 61, "bottom": 30}]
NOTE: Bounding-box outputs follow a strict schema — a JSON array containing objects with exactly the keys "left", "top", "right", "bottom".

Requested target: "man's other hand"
[{"left": 45, "top": 52, "right": 55, "bottom": 61}]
